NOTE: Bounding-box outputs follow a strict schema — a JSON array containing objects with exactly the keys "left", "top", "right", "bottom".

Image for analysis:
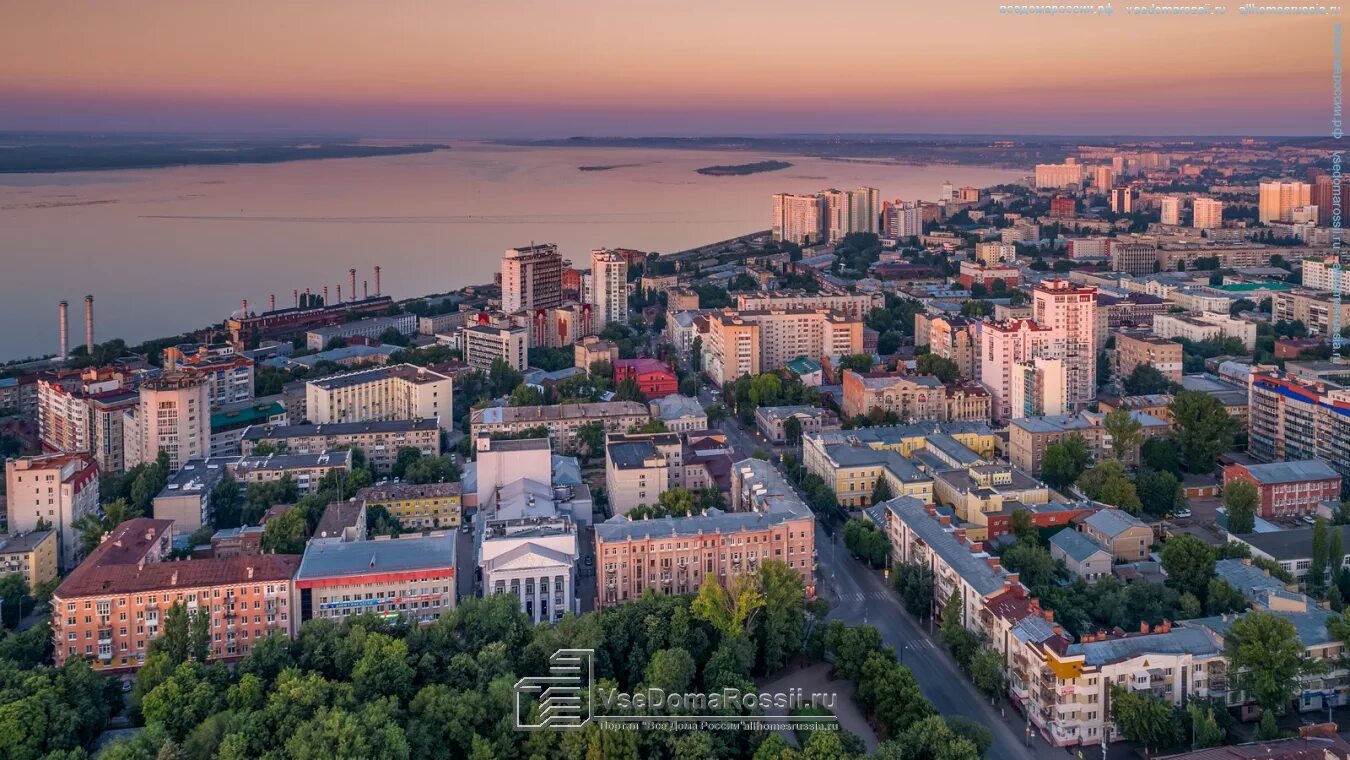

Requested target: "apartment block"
[
  {"left": 0, "top": 530, "right": 57, "bottom": 592},
  {"left": 1110, "top": 241, "right": 1158, "bottom": 276},
  {"left": 470, "top": 401, "right": 651, "bottom": 453},
  {"left": 37, "top": 372, "right": 138, "bottom": 474},
  {"left": 1192, "top": 197, "right": 1224, "bottom": 229},
  {"left": 841, "top": 371, "right": 945, "bottom": 421},
  {"left": 229, "top": 450, "right": 353, "bottom": 495},
  {"left": 1116, "top": 333, "right": 1184, "bottom": 384},
  {"left": 1035, "top": 162, "right": 1083, "bottom": 189},
  {"left": 1271, "top": 288, "right": 1350, "bottom": 337},
  {"left": 735, "top": 290, "right": 883, "bottom": 320},
  {"left": 1260, "top": 180, "right": 1312, "bottom": 223},
  {"left": 125, "top": 371, "right": 210, "bottom": 472},
  {"left": 958, "top": 261, "right": 1020, "bottom": 290},
  {"left": 703, "top": 308, "right": 863, "bottom": 387},
  {"left": 355, "top": 483, "right": 462, "bottom": 530},
  {"left": 4, "top": 453, "right": 99, "bottom": 570},
  {"left": 295, "top": 532, "right": 456, "bottom": 625},
  {"left": 772, "top": 193, "right": 827, "bottom": 245},
  {"left": 51, "top": 518, "right": 299, "bottom": 672},
  {"left": 594, "top": 459, "right": 815, "bottom": 607},
  {"left": 1247, "top": 371, "right": 1350, "bottom": 484},
  {"left": 241, "top": 418, "right": 440, "bottom": 474},
  {"left": 306, "top": 364, "right": 453, "bottom": 432},
  {"left": 1222, "top": 460, "right": 1342, "bottom": 519},
  {"left": 1033, "top": 280, "right": 1098, "bottom": 410},
  {"left": 1010, "top": 357, "right": 1068, "bottom": 419},
  {"left": 574, "top": 336, "right": 619, "bottom": 370},
  {"left": 164, "top": 345, "right": 256, "bottom": 410},
  {"left": 153, "top": 458, "right": 228, "bottom": 533},
  {"left": 926, "top": 315, "right": 980, "bottom": 379},
  {"left": 1152, "top": 313, "right": 1257, "bottom": 351},
  {"left": 980, "top": 319, "right": 1063, "bottom": 423},
  {"left": 462, "top": 323, "right": 529, "bottom": 373},
  {"left": 1008, "top": 411, "right": 1168, "bottom": 476},
  {"left": 501, "top": 244, "right": 563, "bottom": 313},
  {"left": 589, "top": 249, "right": 628, "bottom": 329}
]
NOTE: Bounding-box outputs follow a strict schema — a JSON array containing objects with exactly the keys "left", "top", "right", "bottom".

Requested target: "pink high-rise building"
[
  {"left": 1033, "top": 280, "right": 1098, "bottom": 411},
  {"left": 980, "top": 319, "right": 1063, "bottom": 422}
]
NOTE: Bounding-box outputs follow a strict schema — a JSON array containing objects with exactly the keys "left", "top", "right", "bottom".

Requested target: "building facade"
[
  {"left": 306, "top": 364, "right": 453, "bottom": 432},
  {"left": 501, "top": 244, "right": 564, "bottom": 313},
  {"left": 4, "top": 453, "right": 100, "bottom": 570},
  {"left": 126, "top": 372, "right": 210, "bottom": 472},
  {"left": 241, "top": 418, "right": 440, "bottom": 474},
  {"left": 295, "top": 533, "right": 455, "bottom": 625}
]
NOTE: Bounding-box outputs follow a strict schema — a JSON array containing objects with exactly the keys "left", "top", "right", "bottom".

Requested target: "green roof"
[
  {"left": 1213, "top": 283, "right": 1292, "bottom": 292},
  {"left": 211, "top": 402, "right": 286, "bottom": 431}
]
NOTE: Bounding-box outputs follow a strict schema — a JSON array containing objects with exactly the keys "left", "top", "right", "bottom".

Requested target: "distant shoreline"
[
  {"left": 0, "top": 142, "right": 450, "bottom": 174},
  {"left": 696, "top": 160, "right": 793, "bottom": 176},
  {"left": 578, "top": 163, "right": 644, "bottom": 171}
]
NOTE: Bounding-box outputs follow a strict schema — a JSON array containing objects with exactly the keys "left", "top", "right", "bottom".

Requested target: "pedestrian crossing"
[{"left": 836, "top": 591, "right": 895, "bottom": 603}]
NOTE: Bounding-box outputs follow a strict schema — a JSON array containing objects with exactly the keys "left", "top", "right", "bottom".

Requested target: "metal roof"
[
  {"left": 880, "top": 496, "right": 1013, "bottom": 598},
  {"left": 1237, "top": 459, "right": 1340, "bottom": 485},
  {"left": 1050, "top": 529, "right": 1109, "bottom": 564},
  {"left": 1065, "top": 627, "right": 1222, "bottom": 666},
  {"left": 1081, "top": 508, "right": 1149, "bottom": 538}
]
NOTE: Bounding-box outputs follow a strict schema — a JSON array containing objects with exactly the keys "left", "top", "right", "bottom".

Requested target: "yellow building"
[
  {"left": 356, "top": 482, "right": 462, "bottom": 530},
  {"left": 0, "top": 530, "right": 58, "bottom": 592}
]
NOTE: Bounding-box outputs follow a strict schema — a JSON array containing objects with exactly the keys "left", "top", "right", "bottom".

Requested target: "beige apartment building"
[
  {"left": 306, "top": 364, "right": 453, "bottom": 432},
  {"left": 594, "top": 459, "right": 815, "bottom": 606},
  {"left": 927, "top": 316, "right": 980, "bottom": 379},
  {"left": 229, "top": 450, "right": 353, "bottom": 495},
  {"left": 704, "top": 308, "right": 864, "bottom": 387},
  {"left": 1078, "top": 509, "right": 1153, "bottom": 562},
  {"left": 735, "top": 290, "right": 883, "bottom": 320},
  {"left": 1271, "top": 288, "right": 1350, "bottom": 337},
  {"left": 241, "top": 418, "right": 440, "bottom": 474},
  {"left": 1152, "top": 313, "right": 1257, "bottom": 351},
  {"left": 356, "top": 483, "right": 463, "bottom": 530},
  {"left": 4, "top": 453, "right": 100, "bottom": 571},
  {"left": 604, "top": 432, "right": 682, "bottom": 514},
  {"left": 462, "top": 324, "right": 529, "bottom": 373},
  {"left": 125, "top": 372, "right": 210, "bottom": 472},
  {"left": 840, "top": 371, "right": 945, "bottom": 421},
  {"left": 1008, "top": 411, "right": 1168, "bottom": 476},
  {"left": 574, "top": 336, "right": 619, "bottom": 369},
  {"left": 501, "top": 244, "right": 563, "bottom": 313},
  {"left": 0, "top": 530, "right": 58, "bottom": 592},
  {"left": 1115, "top": 332, "right": 1183, "bottom": 383},
  {"left": 469, "top": 401, "right": 651, "bottom": 453}
]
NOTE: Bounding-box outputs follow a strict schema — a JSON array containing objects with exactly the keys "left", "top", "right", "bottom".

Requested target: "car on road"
[
  {"left": 1174, "top": 508, "right": 1192, "bottom": 519},
  {"left": 1304, "top": 515, "right": 1319, "bottom": 525}
]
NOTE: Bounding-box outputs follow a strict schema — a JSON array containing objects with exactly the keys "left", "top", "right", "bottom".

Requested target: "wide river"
[{"left": 0, "top": 141, "right": 1024, "bottom": 361}]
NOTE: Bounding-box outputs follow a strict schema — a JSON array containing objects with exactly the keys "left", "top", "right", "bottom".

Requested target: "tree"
[
  {"left": 1000, "top": 539, "right": 1061, "bottom": 589},
  {"left": 575, "top": 421, "right": 607, "bottom": 463},
  {"left": 1077, "top": 459, "right": 1141, "bottom": 513},
  {"left": 1041, "top": 434, "right": 1091, "bottom": 488},
  {"left": 871, "top": 476, "right": 893, "bottom": 505},
  {"left": 891, "top": 562, "right": 935, "bottom": 618},
  {"left": 837, "top": 354, "right": 874, "bottom": 374},
  {"left": 404, "top": 455, "right": 460, "bottom": 484},
  {"left": 1223, "top": 478, "right": 1258, "bottom": 535},
  {"left": 509, "top": 384, "right": 543, "bottom": 406},
  {"left": 615, "top": 376, "right": 646, "bottom": 403},
  {"left": 1137, "top": 470, "right": 1183, "bottom": 517},
  {"left": 1110, "top": 684, "right": 1183, "bottom": 751},
  {"left": 783, "top": 416, "right": 803, "bottom": 447},
  {"left": 73, "top": 497, "right": 143, "bottom": 560},
  {"left": 679, "top": 376, "right": 698, "bottom": 397},
  {"left": 968, "top": 648, "right": 1003, "bottom": 698},
  {"left": 487, "top": 357, "right": 523, "bottom": 397},
  {"left": 1160, "top": 534, "right": 1216, "bottom": 598},
  {"left": 1103, "top": 407, "right": 1144, "bottom": 462},
  {"left": 754, "top": 560, "right": 807, "bottom": 674},
  {"left": 1171, "top": 390, "right": 1241, "bottom": 474},
  {"left": 938, "top": 590, "right": 978, "bottom": 668},
  {"left": 842, "top": 520, "right": 889, "bottom": 568},
  {"left": 915, "top": 354, "right": 960, "bottom": 383},
  {"left": 1311, "top": 518, "right": 1331, "bottom": 598},
  {"left": 1187, "top": 702, "right": 1225, "bottom": 749},
  {"left": 692, "top": 575, "right": 766, "bottom": 638},
  {"left": 1123, "top": 364, "right": 1174, "bottom": 395},
  {"left": 261, "top": 507, "right": 308, "bottom": 554},
  {"left": 1226, "top": 611, "right": 1317, "bottom": 714},
  {"left": 645, "top": 648, "right": 696, "bottom": 694},
  {"left": 1142, "top": 437, "right": 1184, "bottom": 477}
]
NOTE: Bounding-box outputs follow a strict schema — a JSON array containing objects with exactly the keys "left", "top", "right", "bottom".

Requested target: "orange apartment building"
[
  {"left": 51, "top": 517, "right": 300, "bottom": 672},
  {"left": 594, "top": 459, "right": 814, "bottom": 607}
]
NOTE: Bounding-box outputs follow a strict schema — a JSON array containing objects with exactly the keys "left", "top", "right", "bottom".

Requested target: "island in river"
[
  {"left": 577, "top": 163, "right": 644, "bottom": 171},
  {"left": 695, "top": 160, "right": 793, "bottom": 176}
]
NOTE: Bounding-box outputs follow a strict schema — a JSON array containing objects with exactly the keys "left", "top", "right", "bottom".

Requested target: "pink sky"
[{"left": 1, "top": 1, "right": 1339, "bottom": 136}]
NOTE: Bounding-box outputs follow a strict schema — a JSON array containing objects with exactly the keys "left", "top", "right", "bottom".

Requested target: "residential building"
[
  {"left": 1010, "top": 357, "right": 1068, "bottom": 419},
  {"left": 1192, "top": 197, "right": 1224, "bottom": 229},
  {"left": 305, "top": 314, "right": 417, "bottom": 351},
  {"left": 1271, "top": 288, "right": 1350, "bottom": 336},
  {"left": 356, "top": 483, "right": 462, "bottom": 530},
  {"left": 37, "top": 373, "right": 138, "bottom": 474},
  {"left": 1160, "top": 196, "right": 1181, "bottom": 226},
  {"left": 613, "top": 358, "right": 677, "bottom": 397},
  {"left": 755, "top": 406, "right": 838, "bottom": 445},
  {"left": 574, "top": 336, "right": 619, "bottom": 369},
  {"left": 980, "top": 319, "right": 1063, "bottom": 422},
  {"left": 841, "top": 371, "right": 945, "bottom": 421},
  {"left": 1078, "top": 509, "right": 1152, "bottom": 562},
  {"left": 823, "top": 187, "right": 881, "bottom": 240},
  {"left": 594, "top": 458, "right": 816, "bottom": 607},
  {"left": 241, "top": 418, "right": 440, "bottom": 474},
  {"left": 295, "top": 532, "right": 455, "bottom": 625},
  {"left": 209, "top": 399, "right": 287, "bottom": 458},
  {"left": 1247, "top": 370, "right": 1350, "bottom": 484},
  {"left": 1008, "top": 411, "right": 1168, "bottom": 476},
  {"left": 772, "top": 193, "right": 827, "bottom": 245},
  {"left": 1153, "top": 313, "right": 1257, "bottom": 351},
  {"left": 51, "top": 517, "right": 299, "bottom": 671},
  {"left": 1049, "top": 529, "right": 1111, "bottom": 582},
  {"left": 944, "top": 381, "right": 993, "bottom": 422},
  {"left": 1116, "top": 333, "right": 1184, "bottom": 383},
  {"left": 926, "top": 315, "right": 980, "bottom": 379},
  {"left": 958, "top": 261, "right": 1020, "bottom": 291},
  {"left": 417, "top": 311, "right": 468, "bottom": 337},
  {"left": 649, "top": 394, "right": 708, "bottom": 433},
  {"left": 604, "top": 433, "right": 682, "bottom": 514},
  {"left": 1032, "top": 280, "right": 1096, "bottom": 413},
  {"left": 1109, "top": 187, "right": 1132, "bottom": 214},
  {"left": 462, "top": 323, "right": 529, "bottom": 373},
  {"left": 4, "top": 453, "right": 99, "bottom": 570},
  {"left": 1035, "top": 162, "right": 1082, "bottom": 189},
  {"left": 703, "top": 309, "right": 864, "bottom": 387},
  {"left": 501, "top": 244, "right": 563, "bottom": 313},
  {"left": 229, "top": 450, "right": 353, "bottom": 495},
  {"left": 164, "top": 345, "right": 256, "bottom": 410},
  {"left": 153, "top": 458, "right": 229, "bottom": 533},
  {"left": 313, "top": 501, "right": 367, "bottom": 542},
  {"left": 589, "top": 249, "right": 628, "bottom": 329},
  {"left": 1222, "top": 460, "right": 1342, "bottom": 518},
  {"left": 883, "top": 200, "right": 922, "bottom": 239},
  {"left": 932, "top": 463, "right": 1058, "bottom": 535},
  {"left": 1301, "top": 256, "right": 1344, "bottom": 291},
  {"left": 125, "top": 372, "right": 210, "bottom": 471},
  {"left": 1232, "top": 524, "right": 1350, "bottom": 585},
  {"left": 469, "top": 401, "right": 651, "bottom": 453},
  {"left": 802, "top": 422, "right": 997, "bottom": 475},
  {"left": 1092, "top": 165, "right": 1113, "bottom": 192},
  {"left": 1111, "top": 241, "right": 1158, "bottom": 275},
  {"left": 1260, "top": 180, "right": 1312, "bottom": 223},
  {"left": 0, "top": 530, "right": 57, "bottom": 592},
  {"left": 306, "top": 364, "right": 453, "bottom": 432},
  {"left": 975, "top": 241, "right": 1017, "bottom": 264},
  {"left": 735, "top": 290, "right": 883, "bottom": 321},
  {"left": 1067, "top": 238, "right": 1111, "bottom": 262}
]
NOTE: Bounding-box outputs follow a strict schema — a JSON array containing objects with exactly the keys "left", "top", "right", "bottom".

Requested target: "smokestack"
[
  {"left": 84, "top": 295, "right": 94, "bottom": 353},
  {"left": 323, "top": 286, "right": 329, "bottom": 306},
  {"left": 270, "top": 294, "right": 276, "bottom": 312},
  {"left": 293, "top": 289, "right": 299, "bottom": 308},
  {"left": 59, "top": 301, "right": 69, "bottom": 361},
  {"left": 374, "top": 266, "right": 381, "bottom": 297},
  {"left": 336, "top": 284, "right": 342, "bottom": 303},
  {"left": 364, "top": 280, "right": 368, "bottom": 299},
  {"left": 349, "top": 269, "right": 357, "bottom": 302},
  {"left": 241, "top": 299, "right": 248, "bottom": 316}
]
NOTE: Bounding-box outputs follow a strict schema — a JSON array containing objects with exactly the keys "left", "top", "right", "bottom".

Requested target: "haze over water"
[{"left": 0, "top": 141, "right": 1022, "bottom": 361}]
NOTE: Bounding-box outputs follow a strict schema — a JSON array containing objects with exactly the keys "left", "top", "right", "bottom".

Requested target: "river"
[{"left": 0, "top": 141, "right": 1024, "bottom": 360}]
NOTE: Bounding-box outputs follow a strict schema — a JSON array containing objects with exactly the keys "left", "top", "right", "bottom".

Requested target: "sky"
[{"left": 0, "top": 1, "right": 1340, "bottom": 137}]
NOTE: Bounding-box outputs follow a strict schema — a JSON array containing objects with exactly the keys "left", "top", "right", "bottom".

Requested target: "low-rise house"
[
  {"left": 356, "top": 482, "right": 462, "bottom": 530},
  {"left": 1049, "top": 529, "right": 1111, "bottom": 582},
  {"left": 470, "top": 401, "right": 651, "bottom": 453},
  {"left": 649, "top": 394, "right": 708, "bottom": 433},
  {"left": 230, "top": 450, "right": 353, "bottom": 495},
  {"left": 153, "top": 458, "right": 230, "bottom": 533},
  {"left": 1231, "top": 525, "right": 1350, "bottom": 587},
  {"left": 1077, "top": 509, "right": 1153, "bottom": 563},
  {"left": 754, "top": 405, "right": 839, "bottom": 444},
  {"left": 613, "top": 358, "right": 678, "bottom": 398},
  {"left": 0, "top": 530, "right": 57, "bottom": 592},
  {"left": 313, "top": 500, "right": 368, "bottom": 542}
]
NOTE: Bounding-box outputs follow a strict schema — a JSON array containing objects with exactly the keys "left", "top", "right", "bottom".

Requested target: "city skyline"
[{"left": 1, "top": 1, "right": 1337, "bottom": 137}]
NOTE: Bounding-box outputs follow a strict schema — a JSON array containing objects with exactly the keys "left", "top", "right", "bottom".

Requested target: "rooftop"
[
  {"left": 1080, "top": 508, "right": 1150, "bottom": 538},
  {"left": 356, "top": 482, "right": 462, "bottom": 502},
  {"left": 232, "top": 450, "right": 353, "bottom": 473},
  {"left": 158, "top": 458, "right": 230, "bottom": 497},
  {"left": 785, "top": 356, "right": 822, "bottom": 375},
  {"left": 243, "top": 418, "right": 440, "bottom": 441},
  {"left": 1065, "top": 627, "right": 1222, "bottom": 666},
  {"left": 314, "top": 501, "right": 365, "bottom": 540},
  {"left": 649, "top": 394, "right": 706, "bottom": 421},
  {"left": 1236, "top": 524, "right": 1350, "bottom": 561},
  {"left": 1235, "top": 459, "right": 1341, "bottom": 485},
  {"left": 880, "top": 496, "right": 1015, "bottom": 598},
  {"left": 296, "top": 532, "right": 456, "bottom": 583},
  {"left": 210, "top": 401, "right": 286, "bottom": 431},
  {"left": 308, "top": 363, "right": 450, "bottom": 391},
  {"left": 0, "top": 530, "right": 54, "bottom": 554},
  {"left": 1050, "top": 529, "right": 1109, "bottom": 563},
  {"left": 472, "top": 401, "right": 650, "bottom": 425}
]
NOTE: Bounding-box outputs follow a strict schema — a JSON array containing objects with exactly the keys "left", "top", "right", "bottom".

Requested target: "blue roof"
[
  {"left": 1066, "top": 627, "right": 1222, "bottom": 666},
  {"left": 296, "top": 532, "right": 456, "bottom": 581}
]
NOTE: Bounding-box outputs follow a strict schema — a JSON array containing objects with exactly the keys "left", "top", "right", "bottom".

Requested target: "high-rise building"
[
  {"left": 1259, "top": 180, "right": 1312, "bottom": 223},
  {"left": 1033, "top": 280, "right": 1097, "bottom": 411},
  {"left": 1109, "top": 187, "right": 1132, "bottom": 214},
  {"left": 1192, "top": 197, "right": 1224, "bottom": 229},
  {"left": 1009, "top": 358, "right": 1068, "bottom": 420},
  {"left": 501, "top": 244, "right": 563, "bottom": 313},
  {"left": 4, "top": 453, "right": 100, "bottom": 570},
  {"left": 589, "top": 249, "right": 628, "bottom": 329},
  {"left": 771, "top": 193, "right": 827, "bottom": 245},
  {"left": 980, "top": 319, "right": 1063, "bottom": 422},
  {"left": 37, "top": 369, "right": 138, "bottom": 474},
  {"left": 823, "top": 187, "right": 880, "bottom": 240},
  {"left": 1092, "top": 166, "right": 1113, "bottom": 193},
  {"left": 125, "top": 372, "right": 210, "bottom": 472},
  {"left": 1248, "top": 371, "right": 1350, "bottom": 485},
  {"left": 975, "top": 241, "right": 1018, "bottom": 264},
  {"left": 703, "top": 309, "right": 864, "bottom": 387},
  {"left": 1034, "top": 162, "right": 1082, "bottom": 189},
  {"left": 883, "top": 200, "right": 923, "bottom": 239},
  {"left": 462, "top": 323, "right": 529, "bottom": 372},
  {"left": 1160, "top": 196, "right": 1181, "bottom": 226}
]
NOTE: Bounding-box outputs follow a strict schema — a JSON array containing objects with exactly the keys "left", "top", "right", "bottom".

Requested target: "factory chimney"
[
  {"left": 374, "top": 266, "right": 381, "bottom": 297},
  {"left": 294, "top": 289, "right": 300, "bottom": 308},
  {"left": 323, "top": 286, "right": 329, "bottom": 306},
  {"left": 336, "top": 284, "right": 342, "bottom": 303},
  {"left": 241, "top": 299, "right": 248, "bottom": 317},
  {"left": 59, "top": 300, "right": 69, "bottom": 361},
  {"left": 364, "top": 280, "right": 369, "bottom": 299},
  {"left": 270, "top": 294, "right": 276, "bottom": 312},
  {"left": 84, "top": 295, "right": 94, "bottom": 353},
  {"left": 349, "top": 269, "right": 357, "bottom": 302}
]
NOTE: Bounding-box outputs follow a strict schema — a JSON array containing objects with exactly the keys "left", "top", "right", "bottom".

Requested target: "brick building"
[{"left": 1223, "top": 460, "right": 1343, "bottom": 518}]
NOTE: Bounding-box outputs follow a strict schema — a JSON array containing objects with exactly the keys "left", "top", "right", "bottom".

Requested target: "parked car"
[{"left": 1174, "top": 508, "right": 1192, "bottom": 519}]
